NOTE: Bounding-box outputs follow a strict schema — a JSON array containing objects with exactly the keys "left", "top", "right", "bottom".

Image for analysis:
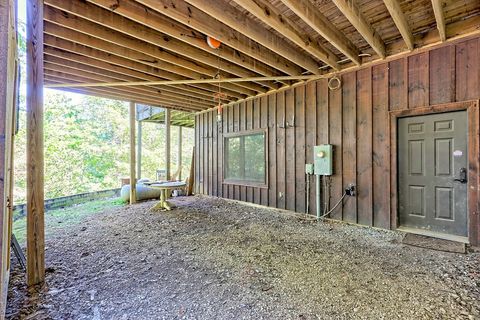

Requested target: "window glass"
[{"left": 225, "top": 132, "right": 265, "bottom": 184}]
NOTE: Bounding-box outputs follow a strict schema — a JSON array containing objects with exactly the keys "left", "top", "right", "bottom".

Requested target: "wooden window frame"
[
  {"left": 223, "top": 128, "right": 268, "bottom": 188},
  {"left": 390, "top": 100, "right": 479, "bottom": 246}
]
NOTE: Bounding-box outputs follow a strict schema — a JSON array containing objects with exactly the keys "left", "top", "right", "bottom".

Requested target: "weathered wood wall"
[{"left": 195, "top": 37, "right": 480, "bottom": 234}]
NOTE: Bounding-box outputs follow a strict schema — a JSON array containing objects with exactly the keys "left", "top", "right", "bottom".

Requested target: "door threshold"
[{"left": 397, "top": 227, "right": 469, "bottom": 244}]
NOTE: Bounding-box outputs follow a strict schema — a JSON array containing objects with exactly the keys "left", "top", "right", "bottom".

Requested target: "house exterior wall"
[{"left": 194, "top": 36, "right": 480, "bottom": 245}]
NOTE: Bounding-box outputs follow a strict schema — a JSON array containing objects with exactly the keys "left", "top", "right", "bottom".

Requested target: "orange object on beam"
[{"left": 207, "top": 36, "right": 221, "bottom": 49}]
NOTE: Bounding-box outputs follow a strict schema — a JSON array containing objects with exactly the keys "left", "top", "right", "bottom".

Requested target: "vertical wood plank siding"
[{"left": 195, "top": 39, "right": 480, "bottom": 237}]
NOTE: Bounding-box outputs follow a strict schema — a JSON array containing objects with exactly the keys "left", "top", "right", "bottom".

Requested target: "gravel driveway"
[{"left": 6, "top": 195, "right": 480, "bottom": 319}]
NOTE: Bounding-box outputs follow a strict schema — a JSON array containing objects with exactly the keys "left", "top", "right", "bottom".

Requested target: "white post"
[
  {"left": 129, "top": 102, "right": 137, "bottom": 204},
  {"left": 136, "top": 120, "right": 142, "bottom": 179},
  {"left": 165, "top": 109, "right": 171, "bottom": 180},
  {"left": 178, "top": 126, "right": 182, "bottom": 180}
]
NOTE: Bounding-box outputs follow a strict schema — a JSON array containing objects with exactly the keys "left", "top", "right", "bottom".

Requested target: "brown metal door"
[{"left": 398, "top": 111, "right": 468, "bottom": 237}]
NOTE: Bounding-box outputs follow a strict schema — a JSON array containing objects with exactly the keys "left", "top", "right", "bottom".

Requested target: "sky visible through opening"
[{"left": 17, "top": 0, "right": 92, "bottom": 105}]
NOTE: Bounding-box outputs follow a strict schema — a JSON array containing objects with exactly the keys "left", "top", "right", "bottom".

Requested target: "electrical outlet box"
[
  {"left": 314, "top": 144, "right": 333, "bottom": 175},
  {"left": 305, "top": 163, "right": 314, "bottom": 175}
]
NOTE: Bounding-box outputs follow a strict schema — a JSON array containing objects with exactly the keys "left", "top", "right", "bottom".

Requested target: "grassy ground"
[{"left": 12, "top": 198, "right": 124, "bottom": 245}]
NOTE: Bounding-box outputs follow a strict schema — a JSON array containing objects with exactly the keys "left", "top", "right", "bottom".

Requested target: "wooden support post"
[
  {"left": 136, "top": 120, "right": 142, "bottom": 180},
  {"left": 26, "top": 0, "right": 45, "bottom": 287},
  {"left": 165, "top": 109, "right": 171, "bottom": 180},
  {"left": 129, "top": 102, "right": 136, "bottom": 204},
  {"left": 187, "top": 147, "right": 195, "bottom": 196},
  {"left": 178, "top": 126, "right": 182, "bottom": 180},
  {"left": 1, "top": 0, "right": 19, "bottom": 311}
]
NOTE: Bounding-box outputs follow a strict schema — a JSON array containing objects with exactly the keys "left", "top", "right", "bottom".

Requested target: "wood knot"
[{"left": 109, "top": 0, "right": 120, "bottom": 11}]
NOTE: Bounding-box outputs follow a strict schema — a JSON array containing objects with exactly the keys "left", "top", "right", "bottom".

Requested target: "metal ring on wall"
[{"left": 328, "top": 76, "right": 341, "bottom": 91}]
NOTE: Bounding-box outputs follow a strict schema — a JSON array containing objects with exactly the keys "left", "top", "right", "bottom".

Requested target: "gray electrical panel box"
[{"left": 314, "top": 144, "right": 333, "bottom": 175}]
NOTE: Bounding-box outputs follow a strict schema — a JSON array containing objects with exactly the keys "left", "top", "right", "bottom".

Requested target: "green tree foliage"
[
  {"left": 14, "top": 19, "right": 193, "bottom": 204},
  {"left": 14, "top": 91, "right": 194, "bottom": 204}
]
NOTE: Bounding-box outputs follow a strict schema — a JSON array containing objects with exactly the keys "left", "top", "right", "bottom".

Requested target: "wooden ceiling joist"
[
  {"left": 44, "top": 70, "right": 208, "bottom": 111},
  {"left": 431, "top": 0, "right": 446, "bottom": 42},
  {"left": 43, "top": 23, "right": 246, "bottom": 99},
  {"left": 136, "top": 0, "right": 303, "bottom": 76},
  {"left": 232, "top": 0, "right": 340, "bottom": 69},
  {"left": 38, "top": 0, "right": 478, "bottom": 111},
  {"left": 44, "top": 75, "right": 321, "bottom": 89},
  {"left": 43, "top": 0, "right": 268, "bottom": 94},
  {"left": 85, "top": 0, "right": 280, "bottom": 90},
  {"left": 383, "top": 0, "right": 414, "bottom": 50},
  {"left": 331, "top": 0, "right": 386, "bottom": 58},
  {"left": 279, "top": 0, "right": 361, "bottom": 65},
  {"left": 43, "top": 62, "right": 215, "bottom": 109},
  {"left": 184, "top": 0, "right": 323, "bottom": 74},
  {"left": 45, "top": 77, "right": 202, "bottom": 113},
  {"left": 45, "top": 21, "right": 254, "bottom": 99},
  {"left": 44, "top": 54, "right": 218, "bottom": 106},
  {"left": 45, "top": 76, "right": 205, "bottom": 112},
  {"left": 43, "top": 38, "right": 233, "bottom": 103}
]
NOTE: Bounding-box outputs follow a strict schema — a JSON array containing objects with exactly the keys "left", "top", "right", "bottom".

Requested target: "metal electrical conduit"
[{"left": 306, "top": 173, "right": 348, "bottom": 220}]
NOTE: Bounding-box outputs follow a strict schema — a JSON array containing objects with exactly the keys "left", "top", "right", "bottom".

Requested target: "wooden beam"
[
  {"left": 178, "top": 126, "right": 182, "bottom": 181},
  {"left": 197, "top": 18, "right": 480, "bottom": 118},
  {"left": 43, "top": 60, "right": 215, "bottom": 108},
  {"left": 232, "top": 0, "right": 340, "bottom": 69},
  {"left": 43, "top": 1, "right": 266, "bottom": 95},
  {"left": 43, "top": 39, "right": 233, "bottom": 102},
  {"left": 129, "top": 102, "right": 137, "bottom": 204},
  {"left": 43, "top": 21, "right": 247, "bottom": 99},
  {"left": 86, "top": 0, "right": 279, "bottom": 90},
  {"left": 431, "top": 0, "right": 446, "bottom": 42},
  {"left": 136, "top": 120, "right": 142, "bottom": 179},
  {"left": 0, "top": 0, "right": 17, "bottom": 313},
  {"left": 279, "top": 0, "right": 361, "bottom": 65},
  {"left": 44, "top": 75, "right": 204, "bottom": 112},
  {"left": 331, "top": 0, "right": 386, "bottom": 58},
  {"left": 184, "top": 0, "right": 323, "bottom": 74},
  {"left": 43, "top": 69, "right": 207, "bottom": 110},
  {"left": 383, "top": 0, "right": 414, "bottom": 50},
  {"left": 45, "top": 82, "right": 195, "bottom": 113},
  {"left": 44, "top": 75, "right": 321, "bottom": 88},
  {"left": 187, "top": 147, "right": 195, "bottom": 195},
  {"left": 165, "top": 109, "right": 171, "bottom": 180},
  {"left": 26, "top": 0, "right": 45, "bottom": 287},
  {"left": 44, "top": 54, "right": 219, "bottom": 105},
  {"left": 136, "top": 0, "right": 303, "bottom": 76}
]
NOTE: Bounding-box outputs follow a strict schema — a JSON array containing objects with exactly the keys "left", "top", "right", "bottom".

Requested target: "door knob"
[{"left": 454, "top": 167, "right": 467, "bottom": 183}]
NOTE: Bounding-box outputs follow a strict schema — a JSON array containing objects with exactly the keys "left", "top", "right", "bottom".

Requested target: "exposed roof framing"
[
  {"left": 42, "top": 0, "right": 480, "bottom": 113},
  {"left": 184, "top": 0, "right": 323, "bottom": 74},
  {"left": 44, "top": 59, "right": 216, "bottom": 108},
  {"left": 331, "top": 0, "right": 386, "bottom": 58},
  {"left": 43, "top": 37, "right": 233, "bottom": 103},
  {"left": 43, "top": 3, "right": 258, "bottom": 97},
  {"left": 231, "top": 0, "right": 340, "bottom": 69},
  {"left": 431, "top": 0, "right": 446, "bottom": 42},
  {"left": 279, "top": 0, "right": 362, "bottom": 65},
  {"left": 135, "top": 0, "right": 302, "bottom": 76},
  {"left": 382, "top": 0, "right": 414, "bottom": 50},
  {"left": 86, "top": 0, "right": 279, "bottom": 90},
  {"left": 137, "top": 105, "right": 195, "bottom": 128}
]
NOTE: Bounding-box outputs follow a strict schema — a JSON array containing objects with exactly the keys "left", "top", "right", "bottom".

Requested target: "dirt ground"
[{"left": 6, "top": 195, "right": 480, "bottom": 319}]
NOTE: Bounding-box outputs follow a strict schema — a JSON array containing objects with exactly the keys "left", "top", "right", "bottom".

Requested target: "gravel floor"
[{"left": 6, "top": 195, "right": 480, "bottom": 319}]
